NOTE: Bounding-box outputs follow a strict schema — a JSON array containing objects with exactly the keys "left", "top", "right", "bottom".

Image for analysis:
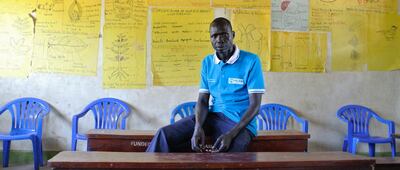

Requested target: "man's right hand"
[{"left": 191, "top": 126, "right": 205, "bottom": 152}]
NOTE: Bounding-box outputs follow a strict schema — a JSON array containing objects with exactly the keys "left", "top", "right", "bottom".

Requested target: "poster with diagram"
[
  {"left": 0, "top": 1, "right": 36, "bottom": 77},
  {"left": 103, "top": 0, "right": 147, "bottom": 88},
  {"left": 32, "top": 0, "right": 101, "bottom": 76}
]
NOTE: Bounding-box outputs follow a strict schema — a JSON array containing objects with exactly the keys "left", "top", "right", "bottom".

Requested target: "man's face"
[{"left": 209, "top": 24, "right": 235, "bottom": 53}]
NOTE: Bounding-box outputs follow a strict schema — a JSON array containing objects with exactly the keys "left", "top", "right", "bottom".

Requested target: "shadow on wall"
[
  {"left": 42, "top": 104, "right": 71, "bottom": 150},
  {"left": 126, "top": 103, "right": 165, "bottom": 128},
  {"left": 293, "top": 107, "right": 346, "bottom": 151}
]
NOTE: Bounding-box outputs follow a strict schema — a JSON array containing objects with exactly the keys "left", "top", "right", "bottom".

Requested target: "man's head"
[{"left": 209, "top": 17, "right": 235, "bottom": 55}]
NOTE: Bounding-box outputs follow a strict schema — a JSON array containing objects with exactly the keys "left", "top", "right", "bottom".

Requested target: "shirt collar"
[{"left": 214, "top": 45, "right": 240, "bottom": 64}]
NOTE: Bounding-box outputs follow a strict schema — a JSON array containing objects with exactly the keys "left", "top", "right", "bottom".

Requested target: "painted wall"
[{"left": 0, "top": 2, "right": 399, "bottom": 153}]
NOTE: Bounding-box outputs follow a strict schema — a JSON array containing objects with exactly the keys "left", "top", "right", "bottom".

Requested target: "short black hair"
[{"left": 210, "top": 17, "right": 233, "bottom": 31}]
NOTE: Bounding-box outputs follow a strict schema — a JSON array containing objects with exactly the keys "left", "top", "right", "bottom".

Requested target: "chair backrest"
[
  {"left": 83, "top": 98, "right": 131, "bottom": 129},
  {"left": 170, "top": 102, "right": 196, "bottom": 124},
  {"left": 336, "top": 105, "right": 376, "bottom": 136},
  {"left": 257, "top": 103, "right": 301, "bottom": 131},
  {"left": 0, "top": 97, "right": 50, "bottom": 136}
]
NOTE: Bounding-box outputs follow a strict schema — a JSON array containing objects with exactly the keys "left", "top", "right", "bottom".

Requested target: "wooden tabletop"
[
  {"left": 86, "top": 129, "right": 310, "bottom": 140},
  {"left": 48, "top": 151, "right": 374, "bottom": 169}
]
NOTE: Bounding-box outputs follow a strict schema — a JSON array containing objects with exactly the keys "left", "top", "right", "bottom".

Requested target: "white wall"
[{"left": 0, "top": 1, "right": 399, "bottom": 153}]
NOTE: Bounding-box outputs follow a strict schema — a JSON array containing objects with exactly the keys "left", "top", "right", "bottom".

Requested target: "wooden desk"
[
  {"left": 48, "top": 151, "right": 375, "bottom": 170},
  {"left": 374, "top": 157, "right": 400, "bottom": 170},
  {"left": 86, "top": 129, "right": 310, "bottom": 152}
]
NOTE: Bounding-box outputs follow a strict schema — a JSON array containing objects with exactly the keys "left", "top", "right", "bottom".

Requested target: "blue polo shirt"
[{"left": 199, "top": 46, "right": 265, "bottom": 135}]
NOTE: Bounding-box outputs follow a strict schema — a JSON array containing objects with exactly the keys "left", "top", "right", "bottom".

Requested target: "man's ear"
[{"left": 232, "top": 31, "right": 235, "bottom": 39}]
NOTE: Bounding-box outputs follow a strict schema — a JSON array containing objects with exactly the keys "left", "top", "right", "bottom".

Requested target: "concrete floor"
[{"left": 2, "top": 165, "right": 51, "bottom": 170}]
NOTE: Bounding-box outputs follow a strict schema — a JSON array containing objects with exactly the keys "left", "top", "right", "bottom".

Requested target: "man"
[{"left": 146, "top": 17, "right": 265, "bottom": 152}]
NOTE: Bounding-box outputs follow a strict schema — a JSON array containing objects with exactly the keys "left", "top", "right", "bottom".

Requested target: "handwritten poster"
[
  {"left": 331, "top": 13, "right": 368, "bottom": 71},
  {"left": 212, "top": 0, "right": 269, "bottom": 9},
  {"left": 148, "top": 0, "right": 210, "bottom": 7},
  {"left": 367, "top": 14, "right": 400, "bottom": 71},
  {"left": 152, "top": 8, "right": 213, "bottom": 86},
  {"left": 0, "top": 1, "right": 35, "bottom": 77},
  {"left": 272, "top": 0, "right": 308, "bottom": 31},
  {"left": 32, "top": 0, "right": 101, "bottom": 76},
  {"left": 309, "top": 0, "right": 346, "bottom": 32},
  {"left": 232, "top": 8, "right": 271, "bottom": 71},
  {"left": 103, "top": 0, "right": 147, "bottom": 88},
  {"left": 270, "top": 31, "right": 327, "bottom": 72}
]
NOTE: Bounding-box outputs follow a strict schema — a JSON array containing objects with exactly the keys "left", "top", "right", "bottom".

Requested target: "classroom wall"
[{"left": 0, "top": 1, "right": 399, "bottom": 153}]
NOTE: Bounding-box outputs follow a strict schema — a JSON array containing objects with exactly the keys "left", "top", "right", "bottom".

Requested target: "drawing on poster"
[
  {"left": 236, "top": 24, "right": 265, "bottom": 60},
  {"left": 109, "top": 33, "right": 131, "bottom": 80},
  {"left": 47, "top": 35, "right": 88, "bottom": 58},
  {"left": 347, "top": 21, "right": 363, "bottom": 61},
  {"left": 377, "top": 25, "right": 398, "bottom": 41},
  {"left": 112, "top": 0, "right": 135, "bottom": 19},
  {"left": 68, "top": 0, "right": 83, "bottom": 22}
]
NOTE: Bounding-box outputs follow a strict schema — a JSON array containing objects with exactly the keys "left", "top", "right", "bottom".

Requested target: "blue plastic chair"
[
  {"left": 0, "top": 97, "right": 50, "bottom": 170},
  {"left": 337, "top": 105, "right": 396, "bottom": 157},
  {"left": 256, "top": 103, "right": 308, "bottom": 133},
  {"left": 71, "top": 98, "right": 131, "bottom": 151},
  {"left": 170, "top": 102, "right": 196, "bottom": 124}
]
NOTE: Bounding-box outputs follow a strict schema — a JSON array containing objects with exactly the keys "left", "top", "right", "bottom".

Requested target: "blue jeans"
[{"left": 146, "top": 112, "right": 254, "bottom": 152}]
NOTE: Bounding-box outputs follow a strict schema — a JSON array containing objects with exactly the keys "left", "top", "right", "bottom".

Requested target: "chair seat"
[
  {"left": 354, "top": 136, "right": 393, "bottom": 143},
  {"left": 0, "top": 131, "right": 37, "bottom": 140}
]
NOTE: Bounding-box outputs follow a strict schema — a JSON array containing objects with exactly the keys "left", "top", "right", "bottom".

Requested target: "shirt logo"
[
  {"left": 228, "top": 78, "right": 244, "bottom": 85},
  {"left": 208, "top": 79, "right": 216, "bottom": 83}
]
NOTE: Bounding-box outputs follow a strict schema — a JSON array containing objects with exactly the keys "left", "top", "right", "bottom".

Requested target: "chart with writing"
[
  {"left": 212, "top": 0, "right": 269, "bottom": 9},
  {"left": 311, "top": 0, "right": 399, "bottom": 71},
  {"left": 152, "top": 8, "right": 213, "bottom": 86},
  {"left": 309, "top": 0, "right": 347, "bottom": 32},
  {"left": 103, "top": 0, "right": 147, "bottom": 88},
  {"left": 367, "top": 14, "right": 400, "bottom": 71},
  {"left": 270, "top": 31, "right": 327, "bottom": 72},
  {"left": 32, "top": 0, "right": 101, "bottom": 76},
  {"left": 0, "top": 1, "right": 36, "bottom": 77},
  {"left": 331, "top": 13, "right": 368, "bottom": 71},
  {"left": 148, "top": 0, "right": 210, "bottom": 7},
  {"left": 272, "top": 0, "right": 308, "bottom": 31},
  {"left": 232, "top": 8, "right": 271, "bottom": 71}
]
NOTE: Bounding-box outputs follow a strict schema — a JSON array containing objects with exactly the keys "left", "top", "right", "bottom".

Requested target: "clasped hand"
[{"left": 191, "top": 127, "right": 234, "bottom": 152}]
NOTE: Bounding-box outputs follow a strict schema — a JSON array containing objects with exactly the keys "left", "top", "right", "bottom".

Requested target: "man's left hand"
[{"left": 212, "top": 132, "right": 234, "bottom": 152}]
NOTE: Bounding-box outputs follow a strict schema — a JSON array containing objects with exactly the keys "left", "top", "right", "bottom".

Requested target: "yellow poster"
[
  {"left": 309, "top": 0, "right": 347, "bottom": 32},
  {"left": 212, "top": 0, "right": 269, "bottom": 9},
  {"left": 32, "top": 0, "right": 101, "bottom": 76},
  {"left": 331, "top": 13, "right": 368, "bottom": 71},
  {"left": 367, "top": 14, "right": 400, "bottom": 71},
  {"left": 152, "top": 8, "right": 213, "bottom": 86},
  {"left": 0, "top": 1, "right": 36, "bottom": 77},
  {"left": 149, "top": 0, "right": 210, "bottom": 7},
  {"left": 103, "top": 0, "right": 148, "bottom": 88},
  {"left": 231, "top": 8, "right": 271, "bottom": 71},
  {"left": 270, "top": 31, "right": 327, "bottom": 72},
  {"left": 310, "top": 0, "right": 397, "bottom": 32}
]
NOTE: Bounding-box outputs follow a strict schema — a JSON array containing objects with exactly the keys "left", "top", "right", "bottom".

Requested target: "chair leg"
[
  {"left": 31, "top": 137, "right": 39, "bottom": 170},
  {"left": 368, "top": 143, "right": 375, "bottom": 157},
  {"left": 342, "top": 139, "right": 348, "bottom": 152},
  {"left": 38, "top": 138, "right": 44, "bottom": 166},
  {"left": 391, "top": 141, "right": 396, "bottom": 157},
  {"left": 351, "top": 138, "right": 358, "bottom": 155},
  {"left": 71, "top": 138, "right": 77, "bottom": 151},
  {"left": 2, "top": 140, "right": 11, "bottom": 167}
]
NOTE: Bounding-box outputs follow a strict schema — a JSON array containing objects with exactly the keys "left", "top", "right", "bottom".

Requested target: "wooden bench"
[
  {"left": 86, "top": 129, "right": 310, "bottom": 152},
  {"left": 48, "top": 151, "right": 375, "bottom": 170}
]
